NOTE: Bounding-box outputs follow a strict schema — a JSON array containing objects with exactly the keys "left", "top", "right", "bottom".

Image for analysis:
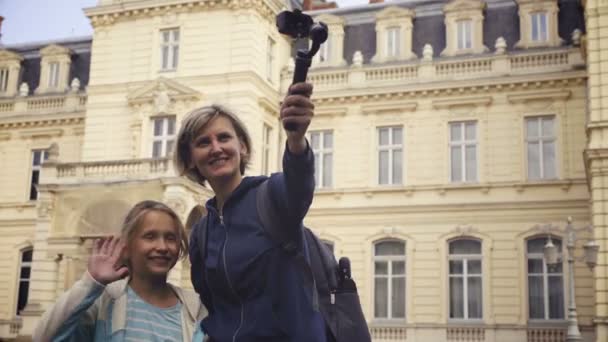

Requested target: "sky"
[{"left": 0, "top": 0, "right": 370, "bottom": 45}]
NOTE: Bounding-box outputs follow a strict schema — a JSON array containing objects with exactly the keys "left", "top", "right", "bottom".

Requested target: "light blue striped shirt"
[{"left": 124, "top": 287, "right": 183, "bottom": 342}]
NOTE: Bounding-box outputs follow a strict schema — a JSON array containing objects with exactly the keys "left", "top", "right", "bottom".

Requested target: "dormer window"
[
  {"left": 372, "top": 6, "right": 415, "bottom": 63},
  {"left": 319, "top": 37, "right": 330, "bottom": 63},
  {"left": 515, "top": 0, "right": 561, "bottom": 48},
  {"left": 312, "top": 14, "right": 346, "bottom": 67},
  {"left": 441, "top": 0, "right": 487, "bottom": 57},
  {"left": 0, "top": 68, "right": 9, "bottom": 93},
  {"left": 457, "top": 20, "right": 473, "bottom": 50},
  {"left": 387, "top": 27, "right": 401, "bottom": 58},
  {"left": 530, "top": 12, "right": 548, "bottom": 42},
  {"left": 36, "top": 44, "right": 72, "bottom": 94},
  {"left": 0, "top": 49, "right": 24, "bottom": 96}
]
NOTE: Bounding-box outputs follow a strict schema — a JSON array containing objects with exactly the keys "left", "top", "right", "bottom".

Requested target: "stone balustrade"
[{"left": 0, "top": 93, "right": 87, "bottom": 115}]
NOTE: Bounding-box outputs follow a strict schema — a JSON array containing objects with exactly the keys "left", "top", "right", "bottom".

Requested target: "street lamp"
[{"left": 543, "top": 217, "right": 598, "bottom": 342}]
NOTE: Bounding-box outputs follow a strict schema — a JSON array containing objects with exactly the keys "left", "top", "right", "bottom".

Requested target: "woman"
[
  {"left": 33, "top": 200, "right": 207, "bottom": 342},
  {"left": 174, "top": 82, "right": 326, "bottom": 341}
]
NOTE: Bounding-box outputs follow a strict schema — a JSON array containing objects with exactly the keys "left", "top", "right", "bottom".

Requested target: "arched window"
[
  {"left": 373, "top": 239, "right": 406, "bottom": 320},
  {"left": 527, "top": 237, "right": 564, "bottom": 320},
  {"left": 17, "top": 248, "right": 33, "bottom": 315},
  {"left": 448, "top": 239, "right": 482, "bottom": 320}
]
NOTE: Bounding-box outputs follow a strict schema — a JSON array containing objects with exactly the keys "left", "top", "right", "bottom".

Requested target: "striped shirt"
[{"left": 124, "top": 287, "right": 183, "bottom": 342}]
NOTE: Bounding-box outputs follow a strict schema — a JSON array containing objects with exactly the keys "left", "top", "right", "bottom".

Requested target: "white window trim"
[
  {"left": 526, "top": 239, "right": 566, "bottom": 321},
  {"left": 373, "top": 240, "right": 407, "bottom": 321},
  {"left": 456, "top": 20, "right": 473, "bottom": 51},
  {"left": 262, "top": 123, "right": 272, "bottom": 175},
  {"left": 160, "top": 28, "right": 180, "bottom": 72},
  {"left": 441, "top": 0, "right": 487, "bottom": 57},
  {"left": 372, "top": 6, "right": 416, "bottom": 63},
  {"left": 151, "top": 116, "right": 176, "bottom": 158},
  {"left": 16, "top": 247, "right": 33, "bottom": 315},
  {"left": 36, "top": 44, "right": 72, "bottom": 94},
  {"left": 525, "top": 116, "right": 557, "bottom": 180},
  {"left": 377, "top": 126, "right": 403, "bottom": 186},
  {"left": 449, "top": 121, "right": 478, "bottom": 183},
  {"left": 530, "top": 12, "right": 549, "bottom": 42},
  {"left": 515, "top": 0, "right": 562, "bottom": 48},
  {"left": 30, "top": 149, "right": 48, "bottom": 201},
  {"left": 312, "top": 14, "right": 347, "bottom": 67},
  {"left": 448, "top": 248, "right": 483, "bottom": 320},
  {"left": 266, "top": 37, "right": 275, "bottom": 82},
  {"left": 310, "top": 130, "right": 333, "bottom": 189}
]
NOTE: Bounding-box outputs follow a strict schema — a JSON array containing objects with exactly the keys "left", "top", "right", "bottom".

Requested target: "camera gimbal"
[{"left": 276, "top": 9, "right": 328, "bottom": 131}]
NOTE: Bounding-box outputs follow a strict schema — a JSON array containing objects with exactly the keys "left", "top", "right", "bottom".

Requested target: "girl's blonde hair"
[
  {"left": 120, "top": 200, "right": 189, "bottom": 262},
  {"left": 174, "top": 104, "right": 252, "bottom": 184}
]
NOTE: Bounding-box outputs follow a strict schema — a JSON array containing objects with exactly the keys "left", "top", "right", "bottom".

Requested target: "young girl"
[
  {"left": 33, "top": 200, "right": 207, "bottom": 342},
  {"left": 174, "top": 83, "right": 326, "bottom": 341}
]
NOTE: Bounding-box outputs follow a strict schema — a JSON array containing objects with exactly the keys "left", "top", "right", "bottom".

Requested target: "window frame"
[
  {"left": 0, "top": 67, "right": 9, "bottom": 93},
  {"left": 449, "top": 121, "right": 478, "bottom": 183},
  {"left": 526, "top": 237, "right": 566, "bottom": 321},
  {"left": 29, "top": 149, "right": 49, "bottom": 201},
  {"left": 309, "top": 130, "right": 333, "bottom": 189},
  {"left": 262, "top": 123, "right": 272, "bottom": 175},
  {"left": 448, "top": 239, "right": 483, "bottom": 321},
  {"left": 525, "top": 115, "right": 557, "bottom": 180},
  {"left": 48, "top": 62, "right": 60, "bottom": 89},
  {"left": 151, "top": 116, "right": 177, "bottom": 158},
  {"left": 373, "top": 239, "right": 407, "bottom": 321},
  {"left": 16, "top": 247, "right": 33, "bottom": 315},
  {"left": 377, "top": 126, "right": 403, "bottom": 186},
  {"left": 456, "top": 19, "right": 473, "bottom": 50},
  {"left": 530, "top": 12, "right": 549, "bottom": 43},
  {"left": 386, "top": 26, "right": 401, "bottom": 58},
  {"left": 266, "top": 37, "right": 275, "bottom": 81},
  {"left": 160, "top": 28, "right": 180, "bottom": 71}
]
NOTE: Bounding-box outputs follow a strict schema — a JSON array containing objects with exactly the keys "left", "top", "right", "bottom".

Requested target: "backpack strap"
[
  {"left": 195, "top": 215, "right": 214, "bottom": 312},
  {"left": 256, "top": 179, "right": 319, "bottom": 311}
]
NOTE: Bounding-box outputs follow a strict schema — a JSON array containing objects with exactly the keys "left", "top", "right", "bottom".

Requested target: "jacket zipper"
[{"left": 220, "top": 213, "right": 244, "bottom": 342}]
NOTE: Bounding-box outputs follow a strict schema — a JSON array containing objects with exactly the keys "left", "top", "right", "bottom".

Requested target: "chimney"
[
  {"left": 303, "top": 0, "right": 312, "bottom": 10},
  {"left": 369, "top": 0, "right": 384, "bottom": 3}
]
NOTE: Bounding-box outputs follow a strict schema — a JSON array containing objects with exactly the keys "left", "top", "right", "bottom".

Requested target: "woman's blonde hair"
[
  {"left": 120, "top": 200, "right": 189, "bottom": 263},
  {"left": 174, "top": 104, "right": 252, "bottom": 185}
]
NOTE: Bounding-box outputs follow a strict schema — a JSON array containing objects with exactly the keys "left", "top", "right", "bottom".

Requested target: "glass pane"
[
  {"left": 392, "top": 277, "right": 406, "bottom": 318},
  {"left": 449, "top": 260, "right": 463, "bottom": 274},
  {"left": 166, "top": 140, "right": 175, "bottom": 157},
  {"left": 531, "top": 14, "right": 539, "bottom": 40},
  {"left": 541, "top": 117, "right": 554, "bottom": 137},
  {"left": 311, "top": 132, "right": 320, "bottom": 149},
  {"left": 172, "top": 29, "right": 179, "bottom": 41},
  {"left": 449, "top": 240, "right": 481, "bottom": 254},
  {"left": 449, "top": 277, "right": 464, "bottom": 318},
  {"left": 528, "top": 237, "right": 562, "bottom": 253},
  {"left": 392, "top": 149, "right": 402, "bottom": 184},
  {"left": 162, "top": 46, "right": 169, "bottom": 69},
  {"left": 451, "top": 146, "right": 462, "bottom": 182},
  {"left": 324, "top": 132, "right": 333, "bottom": 148},
  {"left": 152, "top": 141, "right": 162, "bottom": 158},
  {"left": 543, "top": 141, "right": 556, "bottom": 179},
  {"left": 20, "top": 267, "right": 31, "bottom": 279},
  {"left": 540, "top": 14, "right": 547, "bottom": 41},
  {"left": 32, "top": 151, "right": 41, "bottom": 166},
  {"left": 30, "top": 171, "right": 40, "bottom": 200},
  {"left": 314, "top": 153, "right": 320, "bottom": 186},
  {"left": 173, "top": 46, "right": 179, "bottom": 69},
  {"left": 22, "top": 250, "right": 33, "bottom": 262},
  {"left": 468, "top": 260, "right": 481, "bottom": 274},
  {"left": 168, "top": 118, "right": 176, "bottom": 135},
  {"left": 528, "top": 276, "right": 545, "bottom": 319},
  {"left": 548, "top": 262, "right": 563, "bottom": 274},
  {"left": 526, "top": 118, "right": 539, "bottom": 139},
  {"left": 375, "top": 261, "right": 388, "bottom": 275},
  {"left": 379, "top": 128, "right": 389, "bottom": 146},
  {"left": 465, "top": 122, "right": 476, "bottom": 140},
  {"left": 375, "top": 241, "right": 405, "bottom": 256},
  {"left": 17, "top": 281, "right": 29, "bottom": 313},
  {"left": 379, "top": 151, "right": 389, "bottom": 184},
  {"left": 162, "top": 31, "right": 170, "bottom": 42},
  {"left": 465, "top": 145, "right": 476, "bottom": 181},
  {"left": 375, "top": 278, "right": 388, "bottom": 318},
  {"left": 450, "top": 123, "right": 461, "bottom": 141},
  {"left": 527, "top": 142, "right": 540, "bottom": 180},
  {"left": 323, "top": 153, "right": 332, "bottom": 187},
  {"left": 467, "top": 277, "right": 482, "bottom": 318},
  {"left": 154, "top": 119, "right": 163, "bottom": 136},
  {"left": 392, "top": 261, "right": 405, "bottom": 275},
  {"left": 392, "top": 128, "right": 402, "bottom": 145},
  {"left": 528, "top": 259, "right": 544, "bottom": 274},
  {"left": 548, "top": 276, "right": 564, "bottom": 319}
]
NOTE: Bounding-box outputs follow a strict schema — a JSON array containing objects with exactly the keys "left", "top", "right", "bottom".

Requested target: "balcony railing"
[
  {"left": 0, "top": 93, "right": 87, "bottom": 116},
  {"left": 284, "top": 48, "right": 583, "bottom": 92}
]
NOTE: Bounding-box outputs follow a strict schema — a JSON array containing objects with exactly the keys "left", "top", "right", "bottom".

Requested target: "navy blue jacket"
[{"left": 189, "top": 143, "right": 327, "bottom": 342}]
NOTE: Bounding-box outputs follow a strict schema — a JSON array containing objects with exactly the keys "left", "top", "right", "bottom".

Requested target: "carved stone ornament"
[
  {"left": 19, "top": 82, "right": 29, "bottom": 97},
  {"left": 352, "top": 51, "right": 363, "bottom": 67},
  {"left": 154, "top": 83, "right": 171, "bottom": 114},
  {"left": 165, "top": 198, "right": 187, "bottom": 217},
  {"left": 70, "top": 78, "right": 81, "bottom": 93},
  {"left": 572, "top": 29, "right": 582, "bottom": 46},
  {"left": 47, "top": 143, "right": 60, "bottom": 162},
  {"left": 37, "top": 198, "right": 54, "bottom": 218},
  {"left": 422, "top": 44, "right": 433, "bottom": 61},
  {"left": 495, "top": 37, "right": 507, "bottom": 55}
]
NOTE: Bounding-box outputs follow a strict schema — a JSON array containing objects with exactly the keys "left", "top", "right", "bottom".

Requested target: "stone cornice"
[
  {"left": 444, "top": 0, "right": 486, "bottom": 13},
  {"left": 432, "top": 95, "right": 492, "bottom": 109},
  {"left": 85, "top": 0, "right": 284, "bottom": 27},
  {"left": 0, "top": 115, "right": 84, "bottom": 130},
  {"left": 40, "top": 44, "right": 72, "bottom": 57},
  {"left": 19, "top": 128, "right": 64, "bottom": 139},
  {"left": 507, "top": 89, "right": 571, "bottom": 103},
  {"left": 0, "top": 49, "right": 24, "bottom": 62},
  {"left": 362, "top": 101, "right": 417, "bottom": 114},
  {"left": 375, "top": 6, "right": 414, "bottom": 20}
]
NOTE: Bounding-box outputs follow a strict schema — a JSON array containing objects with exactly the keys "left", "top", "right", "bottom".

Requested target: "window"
[
  {"left": 378, "top": 126, "right": 403, "bottom": 185},
  {"left": 17, "top": 248, "right": 33, "bottom": 315},
  {"left": 386, "top": 27, "right": 401, "bottom": 58},
  {"left": 374, "top": 240, "right": 406, "bottom": 320},
  {"left": 527, "top": 237, "right": 564, "bottom": 320},
  {"left": 262, "top": 124, "right": 272, "bottom": 175},
  {"left": 310, "top": 130, "right": 333, "bottom": 188},
  {"left": 48, "top": 62, "right": 60, "bottom": 88},
  {"left": 526, "top": 116, "right": 556, "bottom": 180},
  {"left": 449, "top": 239, "right": 482, "bottom": 320},
  {"left": 319, "top": 37, "right": 330, "bottom": 63},
  {"left": 267, "top": 37, "right": 275, "bottom": 80},
  {"left": 152, "top": 116, "right": 176, "bottom": 158},
  {"left": 160, "top": 29, "right": 179, "bottom": 71},
  {"left": 30, "top": 150, "right": 48, "bottom": 200},
  {"left": 531, "top": 12, "right": 548, "bottom": 42},
  {"left": 457, "top": 20, "right": 473, "bottom": 50},
  {"left": 450, "top": 121, "right": 477, "bottom": 183},
  {"left": 0, "top": 68, "right": 9, "bottom": 93}
]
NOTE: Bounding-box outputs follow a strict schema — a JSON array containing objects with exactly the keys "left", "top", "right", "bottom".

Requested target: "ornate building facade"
[{"left": 0, "top": 0, "right": 605, "bottom": 341}]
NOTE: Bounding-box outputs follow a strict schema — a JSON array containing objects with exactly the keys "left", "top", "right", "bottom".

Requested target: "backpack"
[{"left": 196, "top": 180, "right": 371, "bottom": 342}]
